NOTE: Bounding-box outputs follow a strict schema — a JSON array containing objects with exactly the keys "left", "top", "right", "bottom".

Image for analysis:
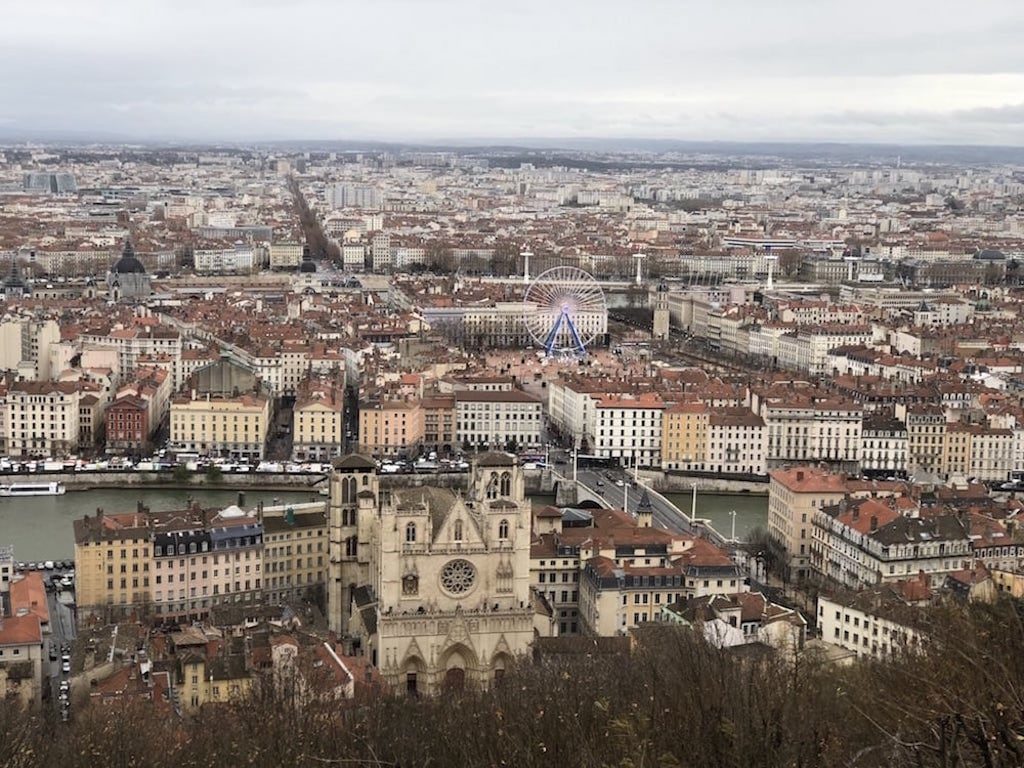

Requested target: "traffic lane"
[
  {"left": 579, "top": 470, "right": 693, "bottom": 534},
  {"left": 45, "top": 590, "right": 76, "bottom": 709}
]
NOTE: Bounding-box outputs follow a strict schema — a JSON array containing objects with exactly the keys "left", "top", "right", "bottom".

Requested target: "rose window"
[{"left": 440, "top": 559, "right": 476, "bottom": 595}]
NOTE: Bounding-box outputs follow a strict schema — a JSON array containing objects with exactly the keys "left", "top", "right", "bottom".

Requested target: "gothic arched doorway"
[{"left": 442, "top": 667, "right": 465, "bottom": 692}]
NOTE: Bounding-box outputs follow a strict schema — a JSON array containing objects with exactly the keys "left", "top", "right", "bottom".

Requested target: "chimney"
[
  {"left": 796, "top": 470, "right": 805, "bottom": 482},
  {"left": 869, "top": 515, "right": 878, "bottom": 532}
]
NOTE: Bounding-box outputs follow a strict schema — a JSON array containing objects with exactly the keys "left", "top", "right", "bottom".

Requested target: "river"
[
  {"left": 662, "top": 491, "right": 768, "bottom": 540},
  {"left": 0, "top": 488, "right": 321, "bottom": 562},
  {"left": 1, "top": 487, "right": 769, "bottom": 564}
]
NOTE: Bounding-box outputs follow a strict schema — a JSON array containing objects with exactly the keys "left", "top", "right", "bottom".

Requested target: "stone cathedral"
[{"left": 327, "top": 453, "right": 547, "bottom": 694}]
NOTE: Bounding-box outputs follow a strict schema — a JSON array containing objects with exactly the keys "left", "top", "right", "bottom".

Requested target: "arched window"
[
  {"left": 486, "top": 472, "right": 498, "bottom": 500},
  {"left": 405, "top": 522, "right": 417, "bottom": 543},
  {"left": 453, "top": 519, "right": 463, "bottom": 542},
  {"left": 362, "top": 475, "right": 369, "bottom": 487},
  {"left": 499, "top": 471, "right": 511, "bottom": 497},
  {"left": 345, "top": 536, "right": 358, "bottom": 557},
  {"left": 498, "top": 519, "right": 509, "bottom": 540}
]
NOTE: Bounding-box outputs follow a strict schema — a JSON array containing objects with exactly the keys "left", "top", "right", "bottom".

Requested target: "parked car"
[{"left": 61, "top": 662, "right": 71, "bottom": 674}]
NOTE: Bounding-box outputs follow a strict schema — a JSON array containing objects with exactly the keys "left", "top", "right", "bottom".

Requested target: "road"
[
  {"left": 45, "top": 582, "right": 77, "bottom": 716},
  {"left": 575, "top": 468, "right": 696, "bottom": 535}
]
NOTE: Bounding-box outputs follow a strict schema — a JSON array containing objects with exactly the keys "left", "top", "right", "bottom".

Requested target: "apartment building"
[
  {"left": 105, "top": 395, "right": 151, "bottom": 453},
  {"left": 589, "top": 394, "right": 664, "bottom": 468},
  {"left": 262, "top": 507, "right": 328, "bottom": 604},
  {"left": 105, "top": 366, "right": 172, "bottom": 453},
  {"left": 455, "top": 389, "right": 542, "bottom": 450},
  {"left": 755, "top": 394, "right": 862, "bottom": 472},
  {"left": 810, "top": 498, "right": 972, "bottom": 588},
  {"left": 269, "top": 241, "right": 303, "bottom": 270},
  {"left": 817, "top": 587, "right": 926, "bottom": 661},
  {"left": 5, "top": 380, "right": 87, "bottom": 456},
  {"left": 579, "top": 536, "right": 746, "bottom": 637},
  {"left": 358, "top": 398, "right": 423, "bottom": 457},
  {"left": 860, "top": 412, "right": 908, "bottom": 475},
  {"left": 0, "top": 614, "right": 44, "bottom": 708},
  {"left": 547, "top": 379, "right": 602, "bottom": 448},
  {"left": 79, "top": 325, "right": 182, "bottom": 383},
  {"left": 193, "top": 246, "right": 255, "bottom": 274},
  {"left": 706, "top": 408, "right": 766, "bottom": 476},
  {"left": 768, "top": 467, "right": 848, "bottom": 581},
  {"left": 169, "top": 392, "right": 271, "bottom": 460},
  {"left": 74, "top": 511, "right": 153, "bottom": 619},
  {"left": 74, "top": 504, "right": 265, "bottom": 621},
  {"left": 532, "top": 506, "right": 744, "bottom": 638},
  {"left": 0, "top": 317, "right": 60, "bottom": 380},
  {"left": 421, "top": 394, "right": 456, "bottom": 453},
  {"left": 152, "top": 508, "right": 263, "bottom": 617},
  {"left": 341, "top": 244, "right": 366, "bottom": 271},
  {"left": 293, "top": 390, "right": 344, "bottom": 461},
  {"left": 176, "top": 648, "right": 252, "bottom": 715},
  {"left": 776, "top": 325, "right": 875, "bottom": 376},
  {"left": 661, "top": 402, "right": 708, "bottom": 471},
  {"left": 900, "top": 404, "right": 947, "bottom": 478}
]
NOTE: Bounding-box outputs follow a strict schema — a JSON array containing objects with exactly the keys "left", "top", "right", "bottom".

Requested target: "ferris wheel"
[{"left": 523, "top": 266, "right": 607, "bottom": 356}]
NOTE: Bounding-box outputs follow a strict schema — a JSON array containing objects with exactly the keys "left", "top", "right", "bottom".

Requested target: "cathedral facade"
[{"left": 328, "top": 453, "right": 544, "bottom": 694}]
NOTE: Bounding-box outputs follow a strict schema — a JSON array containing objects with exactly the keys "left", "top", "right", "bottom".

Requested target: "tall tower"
[
  {"left": 632, "top": 253, "right": 646, "bottom": 285},
  {"left": 521, "top": 250, "right": 532, "bottom": 284},
  {"left": 765, "top": 254, "right": 779, "bottom": 291},
  {"left": 652, "top": 279, "right": 670, "bottom": 341},
  {"left": 844, "top": 255, "right": 859, "bottom": 283},
  {"left": 327, "top": 454, "right": 379, "bottom": 635}
]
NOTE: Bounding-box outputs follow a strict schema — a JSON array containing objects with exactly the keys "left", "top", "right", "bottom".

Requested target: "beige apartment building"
[
  {"left": 901, "top": 404, "right": 946, "bottom": 478},
  {"left": 768, "top": 466, "right": 848, "bottom": 581},
  {"left": 74, "top": 513, "right": 153, "bottom": 619},
  {"left": 269, "top": 241, "right": 304, "bottom": 270},
  {"left": 358, "top": 398, "right": 423, "bottom": 457},
  {"left": 293, "top": 391, "right": 344, "bottom": 461},
  {"left": 5, "top": 380, "right": 87, "bottom": 456},
  {"left": 170, "top": 392, "right": 271, "bottom": 460},
  {"left": 262, "top": 506, "right": 328, "bottom": 604},
  {"left": 661, "top": 402, "right": 708, "bottom": 471}
]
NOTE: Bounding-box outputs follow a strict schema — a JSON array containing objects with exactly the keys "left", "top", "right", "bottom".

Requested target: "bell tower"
[
  {"left": 652, "top": 279, "right": 671, "bottom": 341},
  {"left": 327, "top": 454, "right": 378, "bottom": 634}
]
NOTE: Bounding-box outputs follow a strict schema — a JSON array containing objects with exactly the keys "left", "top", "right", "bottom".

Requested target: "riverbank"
[
  {"left": 640, "top": 470, "right": 769, "bottom": 495},
  {"left": 2, "top": 470, "right": 326, "bottom": 492}
]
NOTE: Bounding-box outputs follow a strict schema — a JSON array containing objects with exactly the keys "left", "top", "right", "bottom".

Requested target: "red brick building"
[{"left": 105, "top": 395, "right": 150, "bottom": 453}]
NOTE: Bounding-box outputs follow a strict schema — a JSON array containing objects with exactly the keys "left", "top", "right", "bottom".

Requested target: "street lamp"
[{"left": 729, "top": 510, "right": 737, "bottom": 542}]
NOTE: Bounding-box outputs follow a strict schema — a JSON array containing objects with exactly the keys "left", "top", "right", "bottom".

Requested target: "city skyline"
[{"left": 2, "top": 0, "right": 1023, "bottom": 145}]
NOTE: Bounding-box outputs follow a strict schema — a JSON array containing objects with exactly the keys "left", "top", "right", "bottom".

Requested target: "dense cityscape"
[
  {"left": 0, "top": 141, "right": 1020, "bottom": 765},
  {"left": 2, "top": 1, "right": 1024, "bottom": 764}
]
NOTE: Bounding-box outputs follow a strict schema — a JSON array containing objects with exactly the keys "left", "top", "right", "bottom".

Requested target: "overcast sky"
[{"left": 2, "top": 1, "right": 1023, "bottom": 145}]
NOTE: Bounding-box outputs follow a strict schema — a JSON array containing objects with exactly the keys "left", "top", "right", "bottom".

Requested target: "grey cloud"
[{"left": 0, "top": 0, "right": 1022, "bottom": 143}]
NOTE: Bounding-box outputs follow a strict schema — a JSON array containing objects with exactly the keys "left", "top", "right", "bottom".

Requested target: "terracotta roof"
[{"left": 0, "top": 614, "right": 42, "bottom": 646}]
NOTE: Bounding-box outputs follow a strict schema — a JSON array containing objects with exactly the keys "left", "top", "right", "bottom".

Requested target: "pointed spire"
[{"left": 637, "top": 489, "right": 653, "bottom": 512}]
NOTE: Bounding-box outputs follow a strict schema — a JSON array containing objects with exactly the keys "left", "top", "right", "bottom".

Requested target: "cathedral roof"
[
  {"left": 332, "top": 454, "right": 376, "bottom": 471},
  {"left": 111, "top": 239, "right": 147, "bottom": 274},
  {"left": 474, "top": 451, "right": 516, "bottom": 467}
]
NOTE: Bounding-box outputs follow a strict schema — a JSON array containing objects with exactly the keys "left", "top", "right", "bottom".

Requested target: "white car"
[
  {"left": 61, "top": 662, "right": 71, "bottom": 674},
  {"left": 615, "top": 480, "right": 625, "bottom": 487}
]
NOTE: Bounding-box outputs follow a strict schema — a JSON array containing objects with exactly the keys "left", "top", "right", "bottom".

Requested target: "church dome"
[{"left": 112, "top": 239, "right": 146, "bottom": 274}]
